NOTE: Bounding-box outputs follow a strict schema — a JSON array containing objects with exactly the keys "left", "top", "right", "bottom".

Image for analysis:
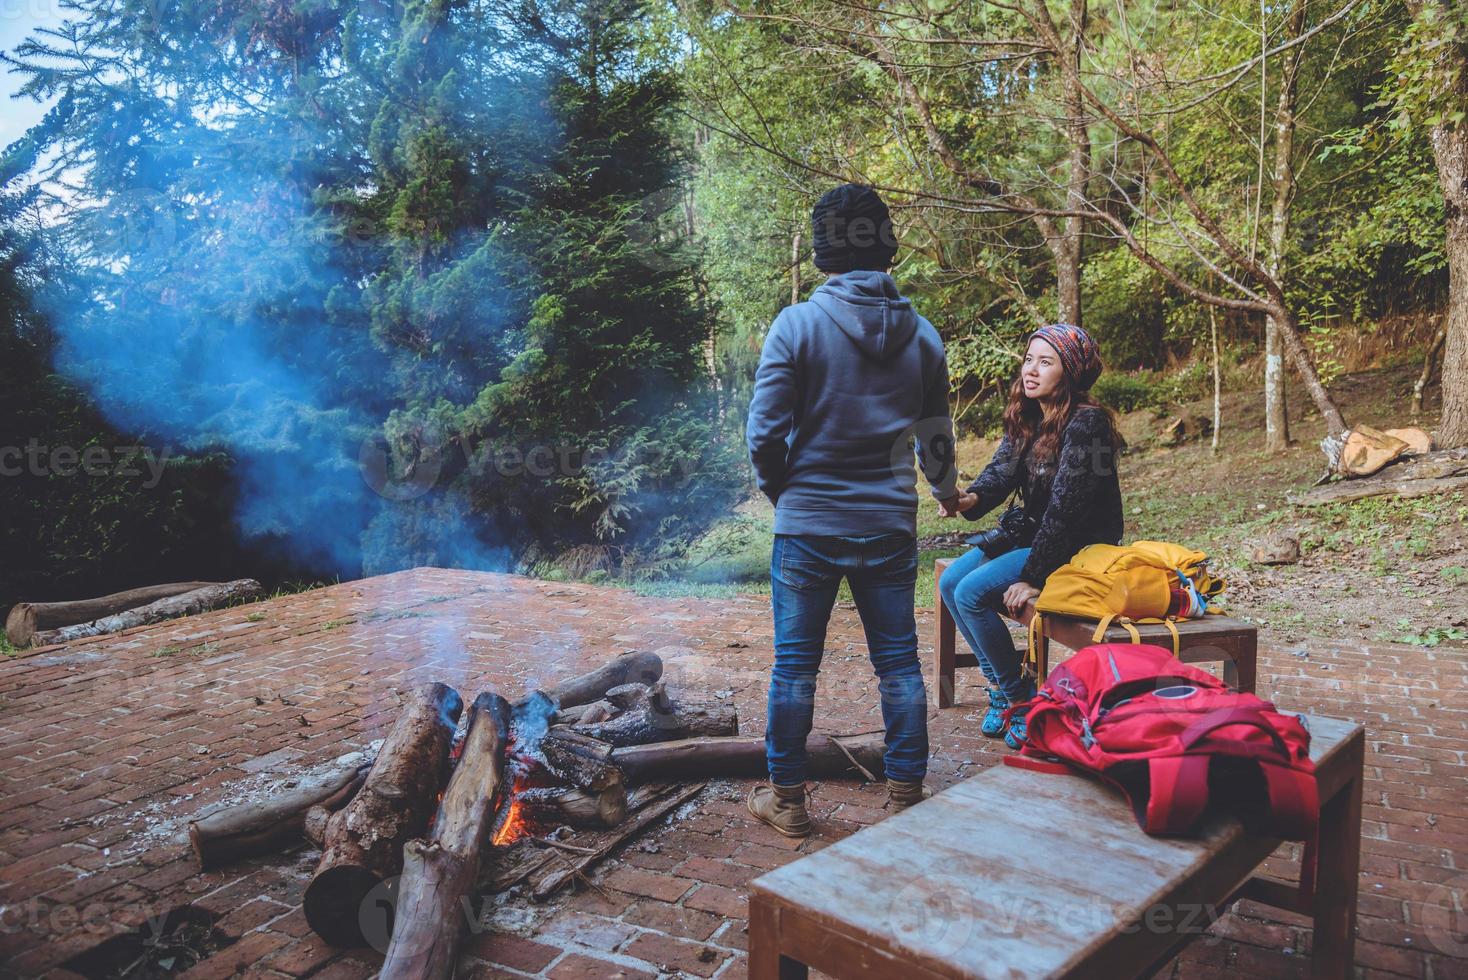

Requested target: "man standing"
[{"left": 745, "top": 184, "right": 960, "bottom": 837}]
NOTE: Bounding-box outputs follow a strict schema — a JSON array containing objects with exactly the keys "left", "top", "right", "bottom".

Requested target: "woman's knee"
[{"left": 952, "top": 569, "right": 1006, "bottom": 612}]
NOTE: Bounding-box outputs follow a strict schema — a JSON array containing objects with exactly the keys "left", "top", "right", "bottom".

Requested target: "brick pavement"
[{"left": 0, "top": 568, "right": 1463, "bottom": 979}]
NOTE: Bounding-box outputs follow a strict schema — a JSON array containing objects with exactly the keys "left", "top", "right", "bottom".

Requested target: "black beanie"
[{"left": 811, "top": 184, "right": 898, "bottom": 273}]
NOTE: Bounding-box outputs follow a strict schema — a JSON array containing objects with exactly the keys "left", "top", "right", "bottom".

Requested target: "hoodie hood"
[{"left": 809, "top": 270, "right": 919, "bottom": 362}]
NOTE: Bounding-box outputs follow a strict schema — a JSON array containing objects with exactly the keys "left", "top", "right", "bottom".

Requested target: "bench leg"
[
  {"left": 935, "top": 566, "right": 957, "bottom": 709},
  {"left": 750, "top": 896, "right": 808, "bottom": 980},
  {"left": 1311, "top": 734, "right": 1363, "bottom": 979},
  {"left": 1223, "top": 631, "right": 1258, "bottom": 694}
]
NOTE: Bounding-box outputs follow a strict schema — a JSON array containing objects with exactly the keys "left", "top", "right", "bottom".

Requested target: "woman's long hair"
[{"left": 1001, "top": 370, "right": 1121, "bottom": 473}]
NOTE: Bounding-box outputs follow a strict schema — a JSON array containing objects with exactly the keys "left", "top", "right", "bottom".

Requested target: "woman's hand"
[
  {"left": 1003, "top": 581, "right": 1040, "bottom": 617},
  {"left": 937, "top": 491, "right": 978, "bottom": 518}
]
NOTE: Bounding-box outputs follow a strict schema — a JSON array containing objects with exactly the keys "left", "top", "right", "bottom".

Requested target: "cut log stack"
[
  {"left": 6, "top": 579, "right": 263, "bottom": 647},
  {"left": 188, "top": 650, "right": 890, "bottom": 972}
]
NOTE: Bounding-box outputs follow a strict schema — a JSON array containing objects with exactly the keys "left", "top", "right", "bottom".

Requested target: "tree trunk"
[
  {"left": 1055, "top": 0, "right": 1090, "bottom": 327},
  {"left": 27, "top": 580, "right": 262, "bottom": 646},
  {"left": 304, "top": 683, "right": 464, "bottom": 948},
  {"left": 1270, "top": 303, "right": 1348, "bottom": 437},
  {"left": 791, "top": 227, "right": 802, "bottom": 306},
  {"left": 1431, "top": 111, "right": 1468, "bottom": 447},
  {"left": 379, "top": 692, "right": 512, "bottom": 980},
  {"left": 1264, "top": 0, "right": 1308, "bottom": 451},
  {"left": 189, "top": 749, "right": 375, "bottom": 870},
  {"left": 6, "top": 581, "right": 219, "bottom": 647},
  {"left": 1264, "top": 321, "right": 1291, "bottom": 448},
  {"left": 611, "top": 732, "right": 888, "bottom": 784},
  {"left": 1415, "top": 325, "right": 1448, "bottom": 415}
]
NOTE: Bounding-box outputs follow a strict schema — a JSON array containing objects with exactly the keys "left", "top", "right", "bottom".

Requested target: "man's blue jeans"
[
  {"left": 767, "top": 533, "right": 927, "bottom": 785},
  {"left": 936, "top": 546, "right": 1035, "bottom": 703}
]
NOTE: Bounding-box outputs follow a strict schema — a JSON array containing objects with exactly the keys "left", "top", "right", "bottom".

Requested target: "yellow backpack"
[{"left": 1027, "top": 540, "right": 1226, "bottom": 659}]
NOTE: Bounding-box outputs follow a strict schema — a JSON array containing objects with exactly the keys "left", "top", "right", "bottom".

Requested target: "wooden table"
[
  {"left": 933, "top": 556, "right": 1258, "bottom": 707},
  {"left": 749, "top": 714, "right": 1363, "bottom": 980}
]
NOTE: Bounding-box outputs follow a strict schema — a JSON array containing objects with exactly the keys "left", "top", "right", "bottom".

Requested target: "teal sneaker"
[
  {"left": 981, "top": 687, "right": 1009, "bottom": 738},
  {"left": 1004, "top": 705, "right": 1030, "bottom": 750}
]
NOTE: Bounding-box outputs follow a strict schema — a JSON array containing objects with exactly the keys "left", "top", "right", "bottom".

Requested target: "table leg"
[
  {"left": 750, "top": 896, "right": 809, "bottom": 980},
  {"left": 935, "top": 565, "right": 957, "bottom": 709},
  {"left": 1311, "top": 732, "right": 1363, "bottom": 979},
  {"left": 1232, "top": 632, "right": 1258, "bottom": 694}
]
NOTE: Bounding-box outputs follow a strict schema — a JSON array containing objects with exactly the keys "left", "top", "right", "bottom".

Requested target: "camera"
[{"left": 967, "top": 503, "right": 1038, "bottom": 558}]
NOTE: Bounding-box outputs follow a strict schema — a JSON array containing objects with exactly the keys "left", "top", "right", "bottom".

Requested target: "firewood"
[
  {"left": 535, "top": 727, "right": 623, "bottom": 793},
  {"left": 552, "top": 699, "right": 615, "bottom": 726},
  {"left": 1295, "top": 446, "right": 1468, "bottom": 505},
  {"left": 29, "top": 579, "right": 263, "bottom": 646},
  {"left": 304, "top": 683, "right": 463, "bottom": 947},
  {"left": 518, "top": 650, "right": 663, "bottom": 712},
  {"left": 611, "top": 732, "right": 888, "bottom": 784},
  {"left": 188, "top": 749, "right": 374, "bottom": 870},
  {"left": 379, "top": 692, "right": 513, "bottom": 980},
  {"left": 569, "top": 681, "right": 738, "bottom": 747},
  {"left": 487, "top": 784, "right": 677, "bottom": 894},
  {"left": 5, "top": 581, "right": 219, "bottom": 647},
  {"left": 530, "top": 782, "right": 707, "bottom": 901},
  {"left": 517, "top": 784, "right": 627, "bottom": 829},
  {"left": 303, "top": 804, "right": 331, "bottom": 848}
]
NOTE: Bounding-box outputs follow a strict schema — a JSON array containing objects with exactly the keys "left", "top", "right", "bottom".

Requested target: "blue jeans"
[
  {"left": 767, "top": 533, "right": 927, "bottom": 785},
  {"left": 937, "top": 546, "right": 1035, "bottom": 703}
]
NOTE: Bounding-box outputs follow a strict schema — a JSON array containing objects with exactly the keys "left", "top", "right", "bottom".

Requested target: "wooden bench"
[
  {"left": 933, "top": 556, "right": 1258, "bottom": 707},
  {"left": 749, "top": 713, "right": 1364, "bottom": 979}
]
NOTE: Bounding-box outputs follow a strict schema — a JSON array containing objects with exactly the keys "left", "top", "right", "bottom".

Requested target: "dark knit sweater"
[{"left": 962, "top": 407, "right": 1124, "bottom": 585}]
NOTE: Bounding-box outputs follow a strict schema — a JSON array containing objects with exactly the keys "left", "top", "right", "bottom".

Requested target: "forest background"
[{"left": 1, "top": 0, "right": 1464, "bottom": 647}]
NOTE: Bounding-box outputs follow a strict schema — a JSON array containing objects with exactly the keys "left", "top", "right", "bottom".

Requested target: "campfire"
[{"left": 186, "top": 651, "right": 887, "bottom": 980}]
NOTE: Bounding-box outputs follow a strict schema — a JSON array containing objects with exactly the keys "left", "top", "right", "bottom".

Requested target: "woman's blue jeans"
[
  {"left": 937, "top": 546, "right": 1035, "bottom": 703},
  {"left": 767, "top": 533, "right": 927, "bottom": 785}
]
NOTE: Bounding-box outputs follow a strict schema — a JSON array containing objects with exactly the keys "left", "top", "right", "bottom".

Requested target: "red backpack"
[{"left": 1005, "top": 644, "right": 1318, "bottom": 889}]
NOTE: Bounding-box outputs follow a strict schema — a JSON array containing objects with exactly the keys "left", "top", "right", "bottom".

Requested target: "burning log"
[
  {"left": 611, "top": 732, "right": 888, "bottom": 784},
  {"left": 552, "top": 699, "right": 615, "bottom": 726},
  {"left": 6, "top": 581, "right": 220, "bottom": 648},
  {"left": 523, "top": 650, "right": 663, "bottom": 712},
  {"left": 568, "top": 681, "right": 738, "bottom": 747},
  {"left": 29, "top": 579, "right": 263, "bottom": 647},
  {"left": 188, "top": 747, "right": 376, "bottom": 870},
  {"left": 379, "top": 692, "right": 513, "bottom": 980},
  {"left": 304, "top": 683, "right": 464, "bottom": 947},
  {"left": 517, "top": 784, "right": 628, "bottom": 829},
  {"left": 536, "top": 728, "right": 623, "bottom": 793},
  {"left": 530, "top": 782, "right": 708, "bottom": 901}
]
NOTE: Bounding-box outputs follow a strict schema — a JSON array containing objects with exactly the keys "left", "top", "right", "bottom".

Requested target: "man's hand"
[
  {"left": 1003, "top": 581, "right": 1040, "bottom": 617},
  {"left": 937, "top": 491, "right": 977, "bottom": 518}
]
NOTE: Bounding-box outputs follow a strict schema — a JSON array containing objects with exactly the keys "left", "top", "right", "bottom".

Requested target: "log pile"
[
  {"left": 13, "top": 579, "right": 262, "bottom": 647},
  {"left": 191, "top": 650, "right": 888, "bottom": 975}
]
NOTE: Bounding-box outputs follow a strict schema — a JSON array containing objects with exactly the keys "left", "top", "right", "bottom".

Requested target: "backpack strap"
[
  {"left": 1162, "top": 617, "right": 1179, "bottom": 656},
  {"left": 1181, "top": 708, "right": 1293, "bottom": 757},
  {"left": 1259, "top": 762, "right": 1320, "bottom": 841},
  {"left": 1093, "top": 614, "right": 1141, "bottom": 645},
  {"left": 1259, "top": 763, "right": 1320, "bottom": 903},
  {"left": 1143, "top": 754, "right": 1211, "bottom": 835}
]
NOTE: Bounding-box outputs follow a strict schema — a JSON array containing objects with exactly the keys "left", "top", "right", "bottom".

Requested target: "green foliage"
[
  {"left": 1092, "top": 373, "right": 1157, "bottom": 414},
  {"left": 1389, "top": 621, "right": 1468, "bottom": 647}
]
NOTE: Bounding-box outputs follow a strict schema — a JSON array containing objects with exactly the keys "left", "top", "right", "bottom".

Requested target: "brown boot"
[
  {"left": 747, "top": 782, "right": 812, "bottom": 838},
  {"left": 886, "top": 777, "right": 932, "bottom": 813}
]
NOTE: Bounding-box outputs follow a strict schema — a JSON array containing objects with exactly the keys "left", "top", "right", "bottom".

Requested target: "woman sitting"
[{"left": 939, "top": 323, "right": 1123, "bottom": 748}]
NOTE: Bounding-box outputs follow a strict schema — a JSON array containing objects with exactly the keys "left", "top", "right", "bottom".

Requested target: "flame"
[{"left": 492, "top": 784, "right": 528, "bottom": 846}]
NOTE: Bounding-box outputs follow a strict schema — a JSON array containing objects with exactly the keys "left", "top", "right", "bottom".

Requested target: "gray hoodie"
[{"left": 745, "top": 269, "right": 958, "bottom": 537}]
